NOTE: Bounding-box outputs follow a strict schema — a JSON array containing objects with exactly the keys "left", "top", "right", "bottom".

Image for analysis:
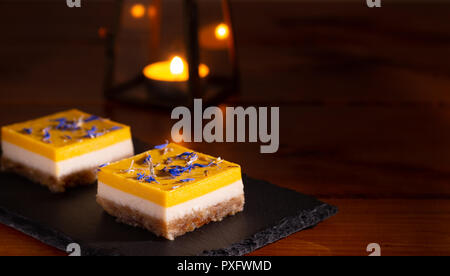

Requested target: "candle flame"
[
  {"left": 215, "top": 23, "right": 229, "bottom": 40},
  {"left": 170, "top": 56, "right": 184, "bottom": 75}
]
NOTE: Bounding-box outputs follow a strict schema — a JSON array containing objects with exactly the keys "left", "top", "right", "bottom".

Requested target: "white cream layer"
[
  {"left": 1, "top": 140, "right": 134, "bottom": 179},
  {"left": 97, "top": 179, "right": 244, "bottom": 222}
]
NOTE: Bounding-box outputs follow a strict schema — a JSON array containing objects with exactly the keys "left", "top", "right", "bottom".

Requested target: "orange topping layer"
[
  {"left": 98, "top": 143, "right": 242, "bottom": 207},
  {"left": 1, "top": 109, "right": 132, "bottom": 162}
]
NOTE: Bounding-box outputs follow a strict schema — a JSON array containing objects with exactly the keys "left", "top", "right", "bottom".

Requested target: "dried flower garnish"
[
  {"left": 84, "top": 126, "right": 104, "bottom": 139},
  {"left": 144, "top": 153, "right": 152, "bottom": 165},
  {"left": 175, "top": 152, "right": 195, "bottom": 160},
  {"left": 162, "top": 147, "right": 170, "bottom": 155},
  {"left": 97, "top": 162, "right": 110, "bottom": 171},
  {"left": 61, "top": 135, "right": 72, "bottom": 143},
  {"left": 145, "top": 176, "right": 159, "bottom": 184},
  {"left": 192, "top": 163, "right": 209, "bottom": 168},
  {"left": 164, "top": 157, "right": 173, "bottom": 165},
  {"left": 209, "top": 157, "right": 223, "bottom": 166},
  {"left": 171, "top": 185, "right": 180, "bottom": 190},
  {"left": 136, "top": 172, "right": 159, "bottom": 183},
  {"left": 84, "top": 115, "right": 100, "bottom": 123},
  {"left": 179, "top": 178, "right": 195, "bottom": 183},
  {"left": 53, "top": 118, "right": 67, "bottom": 129},
  {"left": 75, "top": 117, "right": 84, "bottom": 129},
  {"left": 121, "top": 160, "right": 135, "bottom": 174},
  {"left": 167, "top": 165, "right": 186, "bottom": 177},
  {"left": 186, "top": 153, "right": 198, "bottom": 166},
  {"left": 143, "top": 153, "right": 157, "bottom": 178},
  {"left": 52, "top": 117, "right": 82, "bottom": 131},
  {"left": 136, "top": 172, "right": 146, "bottom": 181},
  {"left": 110, "top": 126, "right": 122, "bottom": 131},
  {"left": 22, "top": 128, "right": 32, "bottom": 135},
  {"left": 42, "top": 127, "right": 51, "bottom": 143},
  {"left": 154, "top": 140, "right": 169, "bottom": 150}
]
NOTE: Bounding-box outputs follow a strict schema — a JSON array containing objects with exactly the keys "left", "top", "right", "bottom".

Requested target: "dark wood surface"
[{"left": 1, "top": 0, "right": 450, "bottom": 255}]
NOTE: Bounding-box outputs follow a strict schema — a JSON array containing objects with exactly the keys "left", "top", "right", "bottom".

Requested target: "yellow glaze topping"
[
  {"left": 98, "top": 143, "right": 242, "bottom": 207},
  {"left": 1, "top": 109, "right": 131, "bottom": 162}
]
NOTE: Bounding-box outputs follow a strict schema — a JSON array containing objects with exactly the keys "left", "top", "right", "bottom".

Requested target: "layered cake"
[
  {"left": 97, "top": 142, "right": 245, "bottom": 240},
  {"left": 1, "top": 109, "right": 134, "bottom": 192}
]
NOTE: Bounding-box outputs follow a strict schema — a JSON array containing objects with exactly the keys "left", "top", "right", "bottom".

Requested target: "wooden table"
[{"left": 1, "top": 1, "right": 450, "bottom": 256}]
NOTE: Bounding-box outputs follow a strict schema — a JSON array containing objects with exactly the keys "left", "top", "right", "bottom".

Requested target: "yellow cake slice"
[
  {"left": 96, "top": 143, "right": 245, "bottom": 240},
  {"left": 1, "top": 109, "right": 134, "bottom": 192}
]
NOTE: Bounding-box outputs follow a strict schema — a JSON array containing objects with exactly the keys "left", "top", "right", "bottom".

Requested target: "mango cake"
[
  {"left": 96, "top": 142, "right": 245, "bottom": 240},
  {"left": 1, "top": 109, "right": 134, "bottom": 192}
]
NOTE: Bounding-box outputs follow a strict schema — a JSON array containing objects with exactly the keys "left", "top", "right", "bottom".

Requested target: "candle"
[{"left": 143, "top": 56, "right": 210, "bottom": 82}]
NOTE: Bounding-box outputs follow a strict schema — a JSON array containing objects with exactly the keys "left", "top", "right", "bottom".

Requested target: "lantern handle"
[{"left": 184, "top": 0, "right": 202, "bottom": 102}]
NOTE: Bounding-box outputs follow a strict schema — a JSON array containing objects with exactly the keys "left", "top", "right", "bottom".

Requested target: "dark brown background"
[{"left": 1, "top": 0, "right": 450, "bottom": 255}]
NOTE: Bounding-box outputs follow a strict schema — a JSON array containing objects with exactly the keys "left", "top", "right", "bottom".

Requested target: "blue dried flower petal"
[
  {"left": 42, "top": 128, "right": 51, "bottom": 141},
  {"left": 145, "top": 176, "right": 159, "bottom": 184},
  {"left": 98, "top": 163, "right": 109, "bottom": 168},
  {"left": 167, "top": 165, "right": 189, "bottom": 177},
  {"left": 179, "top": 178, "right": 195, "bottom": 183},
  {"left": 52, "top": 118, "right": 66, "bottom": 124},
  {"left": 61, "top": 123, "right": 71, "bottom": 131},
  {"left": 84, "top": 115, "right": 100, "bottom": 123},
  {"left": 168, "top": 168, "right": 183, "bottom": 177},
  {"left": 154, "top": 140, "right": 169, "bottom": 150},
  {"left": 136, "top": 173, "right": 146, "bottom": 181},
  {"left": 84, "top": 126, "right": 103, "bottom": 138},
  {"left": 110, "top": 126, "right": 122, "bottom": 131},
  {"left": 144, "top": 154, "right": 152, "bottom": 165},
  {"left": 97, "top": 162, "right": 109, "bottom": 171},
  {"left": 52, "top": 118, "right": 66, "bottom": 129},
  {"left": 175, "top": 152, "right": 194, "bottom": 160},
  {"left": 22, "top": 128, "right": 33, "bottom": 135},
  {"left": 192, "top": 163, "right": 209, "bottom": 168}
]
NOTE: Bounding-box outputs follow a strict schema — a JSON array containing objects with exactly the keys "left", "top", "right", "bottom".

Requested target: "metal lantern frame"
[{"left": 103, "top": 0, "right": 240, "bottom": 108}]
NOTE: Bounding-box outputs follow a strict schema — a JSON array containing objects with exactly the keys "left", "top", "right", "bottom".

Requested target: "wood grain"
[{"left": 1, "top": 1, "right": 450, "bottom": 255}]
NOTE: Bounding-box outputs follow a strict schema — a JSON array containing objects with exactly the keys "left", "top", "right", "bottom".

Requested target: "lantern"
[{"left": 103, "top": 0, "right": 240, "bottom": 108}]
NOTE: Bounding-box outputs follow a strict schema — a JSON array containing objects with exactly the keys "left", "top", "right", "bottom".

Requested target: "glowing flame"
[
  {"left": 170, "top": 56, "right": 185, "bottom": 75},
  {"left": 131, "top": 4, "right": 146, "bottom": 18},
  {"left": 215, "top": 23, "right": 229, "bottom": 40}
]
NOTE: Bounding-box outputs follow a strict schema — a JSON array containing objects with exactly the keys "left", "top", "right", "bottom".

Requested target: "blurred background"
[{"left": 1, "top": 0, "right": 450, "bottom": 255}]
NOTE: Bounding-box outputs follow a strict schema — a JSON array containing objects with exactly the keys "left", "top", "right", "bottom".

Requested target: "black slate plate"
[{"left": 0, "top": 139, "right": 337, "bottom": 256}]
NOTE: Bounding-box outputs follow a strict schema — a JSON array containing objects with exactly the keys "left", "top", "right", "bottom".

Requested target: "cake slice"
[
  {"left": 1, "top": 109, "right": 134, "bottom": 192},
  {"left": 96, "top": 142, "right": 244, "bottom": 240}
]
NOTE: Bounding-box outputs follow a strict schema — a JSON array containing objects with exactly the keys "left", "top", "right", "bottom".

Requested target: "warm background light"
[
  {"left": 148, "top": 5, "right": 157, "bottom": 18},
  {"left": 215, "top": 23, "right": 229, "bottom": 40},
  {"left": 98, "top": 27, "right": 107, "bottom": 39},
  {"left": 130, "top": 4, "right": 146, "bottom": 18}
]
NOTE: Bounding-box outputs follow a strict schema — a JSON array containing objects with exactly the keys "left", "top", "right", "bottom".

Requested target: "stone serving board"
[{"left": 0, "top": 139, "right": 337, "bottom": 256}]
